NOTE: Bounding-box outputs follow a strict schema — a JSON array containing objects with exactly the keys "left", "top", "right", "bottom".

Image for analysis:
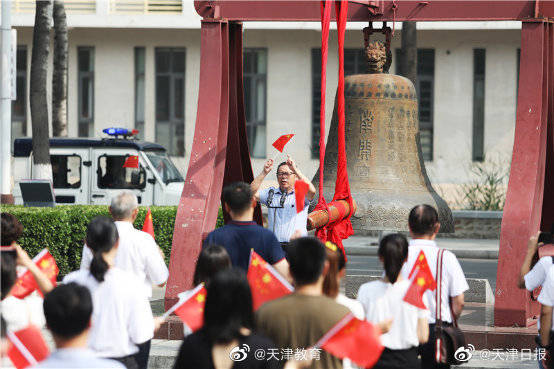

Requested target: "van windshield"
[{"left": 145, "top": 151, "right": 184, "bottom": 184}]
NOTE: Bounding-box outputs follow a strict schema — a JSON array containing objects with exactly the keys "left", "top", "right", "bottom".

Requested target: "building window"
[
  {"left": 243, "top": 48, "right": 267, "bottom": 158},
  {"left": 472, "top": 49, "right": 486, "bottom": 162},
  {"left": 12, "top": 46, "right": 27, "bottom": 144},
  {"left": 311, "top": 49, "right": 365, "bottom": 158},
  {"left": 394, "top": 49, "right": 435, "bottom": 161},
  {"left": 415, "top": 49, "right": 435, "bottom": 161},
  {"left": 110, "top": 0, "right": 182, "bottom": 14},
  {"left": 78, "top": 47, "right": 94, "bottom": 137},
  {"left": 135, "top": 47, "right": 146, "bottom": 139},
  {"left": 155, "top": 48, "right": 185, "bottom": 156}
]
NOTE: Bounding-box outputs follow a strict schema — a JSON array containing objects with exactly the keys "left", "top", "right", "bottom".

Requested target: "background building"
[{"left": 10, "top": 1, "right": 520, "bottom": 207}]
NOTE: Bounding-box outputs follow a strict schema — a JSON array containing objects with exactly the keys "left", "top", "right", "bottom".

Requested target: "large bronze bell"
[{"left": 311, "top": 35, "right": 454, "bottom": 234}]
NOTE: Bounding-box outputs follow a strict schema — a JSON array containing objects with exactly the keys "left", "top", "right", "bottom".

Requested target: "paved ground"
[
  {"left": 347, "top": 255, "right": 498, "bottom": 291},
  {"left": 148, "top": 339, "right": 540, "bottom": 369},
  {"left": 459, "top": 351, "right": 539, "bottom": 369}
]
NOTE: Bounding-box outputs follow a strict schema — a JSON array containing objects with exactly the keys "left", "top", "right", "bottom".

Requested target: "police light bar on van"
[{"left": 102, "top": 128, "right": 139, "bottom": 138}]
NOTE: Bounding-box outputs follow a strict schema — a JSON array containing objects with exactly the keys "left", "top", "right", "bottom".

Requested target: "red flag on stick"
[
  {"left": 7, "top": 325, "right": 50, "bottom": 369},
  {"left": 123, "top": 155, "right": 139, "bottom": 169},
  {"left": 11, "top": 249, "right": 59, "bottom": 299},
  {"left": 163, "top": 284, "right": 206, "bottom": 332},
  {"left": 315, "top": 313, "right": 384, "bottom": 368},
  {"left": 272, "top": 134, "right": 294, "bottom": 152},
  {"left": 247, "top": 250, "right": 293, "bottom": 310},
  {"left": 142, "top": 208, "right": 155, "bottom": 239},
  {"left": 403, "top": 251, "right": 436, "bottom": 309},
  {"left": 294, "top": 180, "right": 309, "bottom": 214}
]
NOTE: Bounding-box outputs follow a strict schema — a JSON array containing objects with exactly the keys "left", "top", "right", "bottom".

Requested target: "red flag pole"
[
  {"left": 7, "top": 331, "right": 39, "bottom": 366},
  {"left": 313, "top": 312, "right": 354, "bottom": 349}
]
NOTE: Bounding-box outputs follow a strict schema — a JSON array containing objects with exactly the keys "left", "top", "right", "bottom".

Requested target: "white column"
[{"left": 1, "top": 0, "right": 13, "bottom": 202}]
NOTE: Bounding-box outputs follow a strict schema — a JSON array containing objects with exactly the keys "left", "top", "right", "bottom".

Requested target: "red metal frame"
[
  {"left": 165, "top": 20, "right": 230, "bottom": 309},
  {"left": 495, "top": 21, "right": 553, "bottom": 327},
  {"left": 167, "top": 1, "right": 554, "bottom": 327},
  {"left": 165, "top": 20, "right": 261, "bottom": 308},
  {"left": 195, "top": 1, "right": 551, "bottom": 22}
]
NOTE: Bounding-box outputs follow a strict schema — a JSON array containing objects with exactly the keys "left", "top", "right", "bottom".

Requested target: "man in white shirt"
[
  {"left": 80, "top": 191, "right": 168, "bottom": 369},
  {"left": 34, "top": 283, "right": 125, "bottom": 369},
  {"left": 400, "top": 204, "right": 469, "bottom": 369},
  {"left": 251, "top": 156, "right": 316, "bottom": 250}
]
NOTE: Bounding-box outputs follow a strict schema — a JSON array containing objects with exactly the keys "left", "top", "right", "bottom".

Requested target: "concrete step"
[{"left": 149, "top": 339, "right": 180, "bottom": 369}]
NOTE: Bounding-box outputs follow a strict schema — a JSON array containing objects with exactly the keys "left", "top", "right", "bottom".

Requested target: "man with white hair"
[{"left": 80, "top": 191, "right": 168, "bottom": 369}]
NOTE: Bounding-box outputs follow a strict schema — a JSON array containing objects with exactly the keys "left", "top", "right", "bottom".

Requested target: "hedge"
[{"left": 0, "top": 205, "right": 224, "bottom": 277}]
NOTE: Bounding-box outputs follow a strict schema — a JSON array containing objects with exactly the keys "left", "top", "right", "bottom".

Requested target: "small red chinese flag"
[
  {"left": 403, "top": 250, "right": 436, "bottom": 309},
  {"left": 294, "top": 180, "right": 309, "bottom": 214},
  {"left": 271, "top": 134, "right": 294, "bottom": 152},
  {"left": 167, "top": 284, "right": 207, "bottom": 332},
  {"left": 316, "top": 313, "right": 384, "bottom": 368},
  {"left": 247, "top": 250, "right": 293, "bottom": 310},
  {"left": 123, "top": 155, "right": 139, "bottom": 169},
  {"left": 142, "top": 208, "right": 155, "bottom": 239},
  {"left": 7, "top": 325, "right": 50, "bottom": 369},
  {"left": 11, "top": 249, "right": 59, "bottom": 299}
]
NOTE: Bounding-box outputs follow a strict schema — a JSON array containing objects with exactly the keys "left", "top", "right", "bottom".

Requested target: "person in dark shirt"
[
  {"left": 203, "top": 182, "right": 290, "bottom": 281},
  {"left": 173, "top": 269, "right": 279, "bottom": 369}
]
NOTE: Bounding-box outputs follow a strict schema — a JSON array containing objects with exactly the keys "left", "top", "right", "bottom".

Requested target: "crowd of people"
[
  {"left": 1, "top": 192, "right": 169, "bottom": 369},
  {"left": 0, "top": 156, "right": 480, "bottom": 369}
]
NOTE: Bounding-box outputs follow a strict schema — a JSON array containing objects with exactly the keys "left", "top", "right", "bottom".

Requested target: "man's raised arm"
[
  {"left": 287, "top": 155, "right": 316, "bottom": 200},
  {"left": 251, "top": 159, "right": 274, "bottom": 202}
]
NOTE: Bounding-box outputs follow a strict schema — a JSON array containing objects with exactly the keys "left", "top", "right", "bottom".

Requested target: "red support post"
[
  {"left": 165, "top": 20, "right": 230, "bottom": 309},
  {"left": 541, "top": 23, "right": 554, "bottom": 230},
  {"left": 222, "top": 22, "right": 263, "bottom": 224},
  {"left": 495, "top": 21, "right": 552, "bottom": 327}
]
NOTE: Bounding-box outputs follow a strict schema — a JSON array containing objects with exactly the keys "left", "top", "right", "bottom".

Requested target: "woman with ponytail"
[
  {"left": 357, "top": 233, "right": 429, "bottom": 369},
  {"left": 63, "top": 216, "right": 157, "bottom": 369},
  {"left": 322, "top": 241, "right": 364, "bottom": 318}
]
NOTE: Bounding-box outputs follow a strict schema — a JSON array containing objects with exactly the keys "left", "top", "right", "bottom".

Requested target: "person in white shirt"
[
  {"left": 66, "top": 216, "right": 158, "bottom": 369},
  {"left": 251, "top": 156, "right": 316, "bottom": 249},
  {"left": 537, "top": 266, "right": 554, "bottom": 369},
  {"left": 322, "top": 241, "right": 364, "bottom": 369},
  {"left": 400, "top": 205, "right": 468, "bottom": 369},
  {"left": 33, "top": 283, "right": 125, "bottom": 369},
  {"left": 1, "top": 213, "right": 54, "bottom": 332},
  {"left": 80, "top": 191, "right": 168, "bottom": 369},
  {"left": 519, "top": 231, "right": 552, "bottom": 293},
  {"left": 358, "top": 233, "right": 428, "bottom": 369}
]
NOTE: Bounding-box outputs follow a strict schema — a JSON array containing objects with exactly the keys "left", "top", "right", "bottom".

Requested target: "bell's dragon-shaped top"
[{"left": 365, "top": 40, "right": 389, "bottom": 74}]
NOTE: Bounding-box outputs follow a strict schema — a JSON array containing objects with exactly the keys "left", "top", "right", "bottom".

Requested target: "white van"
[{"left": 12, "top": 129, "right": 185, "bottom": 206}]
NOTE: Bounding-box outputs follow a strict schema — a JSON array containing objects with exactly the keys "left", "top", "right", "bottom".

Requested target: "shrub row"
[{"left": 1, "top": 205, "right": 224, "bottom": 276}]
